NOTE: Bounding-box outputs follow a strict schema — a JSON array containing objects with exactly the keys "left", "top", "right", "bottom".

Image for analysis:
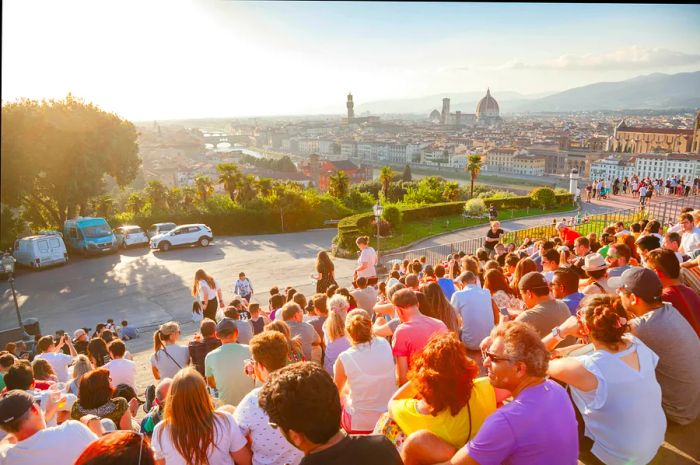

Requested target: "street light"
[
  {"left": 373, "top": 201, "right": 384, "bottom": 269},
  {"left": 1, "top": 253, "right": 23, "bottom": 329}
]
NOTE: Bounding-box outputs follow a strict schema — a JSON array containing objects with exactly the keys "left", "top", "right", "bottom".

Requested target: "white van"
[{"left": 14, "top": 234, "right": 69, "bottom": 269}]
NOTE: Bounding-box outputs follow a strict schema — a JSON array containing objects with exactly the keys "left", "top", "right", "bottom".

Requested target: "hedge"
[{"left": 335, "top": 193, "right": 574, "bottom": 254}]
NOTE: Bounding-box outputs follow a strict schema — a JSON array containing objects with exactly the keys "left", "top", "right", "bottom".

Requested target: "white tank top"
[{"left": 338, "top": 337, "right": 396, "bottom": 431}]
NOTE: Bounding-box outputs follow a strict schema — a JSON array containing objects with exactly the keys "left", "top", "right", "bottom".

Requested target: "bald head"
[{"left": 156, "top": 377, "right": 173, "bottom": 402}]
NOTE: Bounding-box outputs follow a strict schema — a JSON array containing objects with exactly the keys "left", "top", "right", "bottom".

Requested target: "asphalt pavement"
[{"left": 1, "top": 229, "right": 357, "bottom": 335}]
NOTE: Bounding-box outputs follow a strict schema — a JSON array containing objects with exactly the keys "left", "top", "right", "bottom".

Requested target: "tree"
[
  {"left": 195, "top": 175, "right": 214, "bottom": 203},
  {"left": 237, "top": 175, "right": 258, "bottom": 204},
  {"left": 1, "top": 95, "right": 140, "bottom": 227},
  {"left": 166, "top": 187, "right": 184, "bottom": 211},
  {"left": 181, "top": 186, "right": 197, "bottom": 210},
  {"left": 90, "top": 194, "right": 115, "bottom": 217},
  {"left": 402, "top": 164, "right": 412, "bottom": 182},
  {"left": 126, "top": 192, "right": 144, "bottom": 215},
  {"left": 256, "top": 178, "right": 274, "bottom": 198},
  {"left": 466, "top": 154, "right": 482, "bottom": 198},
  {"left": 144, "top": 180, "right": 168, "bottom": 210},
  {"left": 379, "top": 166, "right": 394, "bottom": 200},
  {"left": 269, "top": 183, "right": 304, "bottom": 232},
  {"left": 442, "top": 181, "right": 460, "bottom": 201},
  {"left": 217, "top": 163, "right": 243, "bottom": 201},
  {"left": 328, "top": 170, "right": 350, "bottom": 199}
]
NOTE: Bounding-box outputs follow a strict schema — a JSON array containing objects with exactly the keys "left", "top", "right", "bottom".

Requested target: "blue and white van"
[{"left": 63, "top": 217, "right": 118, "bottom": 256}]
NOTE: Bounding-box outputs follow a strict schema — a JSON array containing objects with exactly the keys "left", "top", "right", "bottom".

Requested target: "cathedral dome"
[
  {"left": 476, "top": 88, "right": 499, "bottom": 119},
  {"left": 429, "top": 109, "right": 441, "bottom": 121}
]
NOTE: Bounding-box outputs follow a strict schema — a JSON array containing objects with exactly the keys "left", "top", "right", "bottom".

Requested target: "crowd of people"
[
  {"left": 1, "top": 206, "right": 700, "bottom": 465},
  {"left": 584, "top": 175, "right": 700, "bottom": 205}
]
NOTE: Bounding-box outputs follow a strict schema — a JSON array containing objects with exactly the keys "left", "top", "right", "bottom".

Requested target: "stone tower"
[
  {"left": 692, "top": 110, "right": 700, "bottom": 153},
  {"left": 441, "top": 98, "right": 450, "bottom": 125},
  {"left": 346, "top": 93, "right": 355, "bottom": 122}
]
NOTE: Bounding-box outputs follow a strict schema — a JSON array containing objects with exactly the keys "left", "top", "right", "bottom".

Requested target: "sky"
[{"left": 3, "top": 1, "right": 700, "bottom": 120}]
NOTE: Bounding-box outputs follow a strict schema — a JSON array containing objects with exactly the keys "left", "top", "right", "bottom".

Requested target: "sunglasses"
[{"left": 482, "top": 350, "right": 515, "bottom": 363}]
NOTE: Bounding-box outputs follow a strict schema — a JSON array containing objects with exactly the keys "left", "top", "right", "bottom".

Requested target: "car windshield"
[{"left": 82, "top": 224, "right": 112, "bottom": 238}]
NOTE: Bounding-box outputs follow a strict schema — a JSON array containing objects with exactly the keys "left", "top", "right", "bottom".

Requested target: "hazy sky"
[{"left": 3, "top": 1, "right": 700, "bottom": 120}]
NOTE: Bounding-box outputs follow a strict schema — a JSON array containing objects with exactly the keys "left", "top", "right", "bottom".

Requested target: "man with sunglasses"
[
  {"left": 611, "top": 267, "right": 700, "bottom": 426},
  {"left": 605, "top": 243, "right": 634, "bottom": 278},
  {"left": 0, "top": 390, "right": 97, "bottom": 465},
  {"left": 258, "top": 362, "right": 402, "bottom": 465},
  {"left": 401, "top": 321, "right": 578, "bottom": 465}
]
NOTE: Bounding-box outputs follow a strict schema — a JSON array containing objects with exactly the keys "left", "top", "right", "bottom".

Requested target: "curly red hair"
[{"left": 408, "top": 332, "right": 478, "bottom": 416}]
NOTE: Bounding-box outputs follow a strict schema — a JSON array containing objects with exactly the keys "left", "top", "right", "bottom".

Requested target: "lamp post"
[
  {"left": 1, "top": 253, "right": 22, "bottom": 329},
  {"left": 373, "top": 201, "right": 384, "bottom": 269}
]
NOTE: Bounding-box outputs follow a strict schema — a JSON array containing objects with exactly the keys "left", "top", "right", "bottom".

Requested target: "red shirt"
[
  {"left": 561, "top": 227, "right": 581, "bottom": 246},
  {"left": 663, "top": 285, "right": 700, "bottom": 338}
]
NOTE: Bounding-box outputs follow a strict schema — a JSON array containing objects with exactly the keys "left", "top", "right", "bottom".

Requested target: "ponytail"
[{"left": 153, "top": 330, "right": 164, "bottom": 360}]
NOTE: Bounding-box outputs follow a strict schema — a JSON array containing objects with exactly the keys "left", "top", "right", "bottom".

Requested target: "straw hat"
[{"left": 581, "top": 253, "right": 607, "bottom": 272}]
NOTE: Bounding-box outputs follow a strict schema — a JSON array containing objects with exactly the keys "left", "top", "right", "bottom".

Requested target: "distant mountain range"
[{"left": 349, "top": 71, "right": 700, "bottom": 115}]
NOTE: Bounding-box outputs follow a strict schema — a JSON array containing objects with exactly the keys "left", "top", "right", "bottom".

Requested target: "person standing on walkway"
[
  {"left": 234, "top": 272, "right": 254, "bottom": 303},
  {"left": 354, "top": 236, "right": 378, "bottom": 286},
  {"left": 313, "top": 251, "right": 337, "bottom": 294},
  {"left": 193, "top": 269, "right": 224, "bottom": 321}
]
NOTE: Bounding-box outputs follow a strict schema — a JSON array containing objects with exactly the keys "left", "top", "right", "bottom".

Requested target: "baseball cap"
[
  {"left": 0, "top": 390, "right": 35, "bottom": 425},
  {"left": 556, "top": 222, "right": 567, "bottom": 230},
  {"left": 73, "top": 328, "right": 87, "bottom": 339},
  {"left": 608, "top": 267, "right": 662, "bottom": 303},
  {"left": 216, "top": 318, "right": 238, "bottom": 335},
  {"left": 518, "top": 272, "right": 550, "bottom": 292}
]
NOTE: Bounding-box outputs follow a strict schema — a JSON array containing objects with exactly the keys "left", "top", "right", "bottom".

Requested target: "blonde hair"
[
  {"left": 323, "top": 309, "right": 346, "bottom": 342},
  {"left": 327, "top": 294, "right": 350, "bottom": 320},
  {"left": 72, "top": 355, "right": 93, "bottom": 380},
  {"left": 345, "top": 309, "right": 372, "bottom": 345},
  {"left": 192, "top": 269, "right": 216, "bottom": 297}
]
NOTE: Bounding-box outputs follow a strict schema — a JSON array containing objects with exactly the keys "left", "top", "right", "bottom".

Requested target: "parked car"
[
  {"left": 150, "top": 224, "right": 213, "bottom": 252},
  {"left": 13, "top": 234, "right": 69, "bottom": 269},
  {"left": 63, "top": 217, "right": 118, "bottom": 256},
  {"left": 114, "top": 225, "right": 149, "bottom": 249},
  {"left": 147, "top": 222, "right": 176, "bottom": 239}
]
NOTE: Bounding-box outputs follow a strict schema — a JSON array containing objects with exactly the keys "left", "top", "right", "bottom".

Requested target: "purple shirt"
[
  {"left": 324, "top": 337, "right": 351, "bottom": 376},
  {"left": 465, "top": 379, "right": 578, "bottom": 465}
]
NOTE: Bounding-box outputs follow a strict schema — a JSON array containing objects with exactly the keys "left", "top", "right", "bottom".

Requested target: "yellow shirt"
[{"left": 389, "top": 377, "right": 497, "bottom": 449}]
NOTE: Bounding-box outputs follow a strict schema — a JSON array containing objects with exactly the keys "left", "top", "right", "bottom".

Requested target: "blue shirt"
[
  {"left": 437, "top": 277, "right": 457, "bottom": 301},
  {"left": 562, "top": 292, "right": 585, "bottom": 315},
  {"left": 607, "top": 265, "right": 631, "bottom": 278},
  {"left": 450, "top": 285, "right": 494, "bottom": 350}
]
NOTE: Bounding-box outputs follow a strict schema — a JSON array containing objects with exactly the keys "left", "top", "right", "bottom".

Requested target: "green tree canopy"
[
  {"left": 328, "top": 170, "right": 350, "bottom": 199},
  {"left": 1, "top": 94, "right": 141, "bottom": 227}
]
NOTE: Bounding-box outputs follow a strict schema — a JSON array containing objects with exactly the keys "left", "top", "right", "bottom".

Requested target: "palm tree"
[
  {"left": 166, "top": 187, "right": 183, "bottom": 211},
  {"left": 91, "top": 194, "right": 114, "bottom": 217},
  {"left": 466, "top": 154, "right": 482, "bottom": 198},
  {"left": 181, "top": 186, "right": 197, "bottom": 210},
  {"left": 145, "top": 180, "right": 168, "bottom": 210},
  {"left": 256, "top": 177, "right": 274, "bottom": 198},
  {"left": 217, "top": 163, "right": 243, "bottom": 201},
  {"left": 442, "top": 181, "right": 460, "bottom": 201},
  {"left": 379, "top": 166, "right": 394, "bottom": 201},
  {"left": 328, "top": 170, "right": 350, "bottom": 199},
  {"left": 237, "top": 175, "right": 258, "bottom": 204},
  {"left": 194, "top": 175, "right": 214, "bottom": 204}
]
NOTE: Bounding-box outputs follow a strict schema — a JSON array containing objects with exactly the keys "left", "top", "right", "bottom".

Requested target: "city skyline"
[{"left": 3, "top": 1, "right": 700, "bottom": 120}]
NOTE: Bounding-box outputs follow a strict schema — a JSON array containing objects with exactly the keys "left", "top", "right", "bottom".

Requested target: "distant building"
[
  {"left": 345, "top": 92, "right": 379, "bottom": 125},
  {"left": 475, "top": 88, "right": 501, "bottom": 126},
  {"left": 590, "top": 152, "right": 700, "bottom": 180},
  {"left": 608, "top": 111, "right": 700, "bottom": 154},
  {"left": 485, "top": 147, "right": 544, "bottom": 176},
  {"left": 299, "top": 157, "right": 372, "bottom": 191}
]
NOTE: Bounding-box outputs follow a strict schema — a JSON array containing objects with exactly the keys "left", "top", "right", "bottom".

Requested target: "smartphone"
[{"left": 498, "top": 306, "right": 510, "bottom": 316}]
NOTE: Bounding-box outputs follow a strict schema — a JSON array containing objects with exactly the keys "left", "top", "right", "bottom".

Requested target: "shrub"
[
  {"left": 464, "top": 198, "right": 486, "bottom": 217},
  {"left": 530, "top": 187, "right": 556, "bottom": 209},
  {"left": 382, "top": 205, "right": 402, "bottom": 228}
]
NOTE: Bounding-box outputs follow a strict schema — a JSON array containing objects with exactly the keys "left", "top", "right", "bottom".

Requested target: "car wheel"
[
  {"left": 159, "top": 241, "right": 171, "bottom": 252},
  {"left": 198, "top": 237, "right": 210, "bottom": 247}
]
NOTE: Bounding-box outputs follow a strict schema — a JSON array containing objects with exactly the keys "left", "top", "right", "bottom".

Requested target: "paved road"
[{"left": 1, "top": 229, "right": 357, "bottom": 335}]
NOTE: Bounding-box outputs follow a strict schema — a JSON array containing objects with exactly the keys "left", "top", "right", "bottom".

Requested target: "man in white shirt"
[
  {"left": 104, "top": 339, "right": 135, "bottom": 389},
  {"left": 0, "top": 390, "right": 97, "bottom": 465},
  {"left": 33, "top": 335, "right": 76, "bottom": 383},
  {"left": 679, "top": 213, "right": 700, "bottom": 256},
  {"left": 234, "top": 331, "right": 304, "bottom": 465},
  {"left": 450, "top": 271, "right": 495, "bottom": 350},
  {"left": 350, "top": 277, "right": 378, "bottom": 318}
]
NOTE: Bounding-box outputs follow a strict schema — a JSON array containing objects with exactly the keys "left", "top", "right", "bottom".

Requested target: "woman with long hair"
[
  {"left": 334, "top": 310, "right": 396, "bottom": 434},
  {"left": 31, "top": 359, "right": 57, "bottom": 383},
  {"left": 152, "top": 367, "right": 251, "bottom": 465},
  {"left": 313, "top": 250, "right": 337, "bottom": 294},
  {"left": 544, "top": 295, "right": 666, "bottom": 465},
  {"left": 150, "top": 322, "right": 190, "bottom": 381},
  {"left": 460, "top": 256, "right": 482, "bottom": 286},
  {"left": 510, "top": 258, "right": 538, "bottom": 298},
  {"left": 382, "top": 333, "right": 500, "bottom": 459},
  {"left": 264, "top": 320, "right": 304, "bottom": 363},
  {"left": 322, "top": 309, "right": 351, "bottom": 376},
  {"left": 68, "top": 354, "right": 93, "bottom": 395},
  {"left": 336, "top": 287, "right": 358, "bottom": 311},
  {"left": 87, "top": 337, "right": 110, "bottom": 368},
  {"left": 192, "top": 269, "right": 223, "bottom": 321},
  {"left": 483, "top": 269, "right": 525, "bottom": 312},
  {"left": 422, "top": 282, "right": 460, "bottom": 333},
  {"left": 71, "top": 368, "right": 133, "bottom": 430}
]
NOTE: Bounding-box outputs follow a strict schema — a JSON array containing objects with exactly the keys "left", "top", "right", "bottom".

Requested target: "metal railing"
[{"left": 379, "top": 195, "right": 700, "bottom": 269}]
